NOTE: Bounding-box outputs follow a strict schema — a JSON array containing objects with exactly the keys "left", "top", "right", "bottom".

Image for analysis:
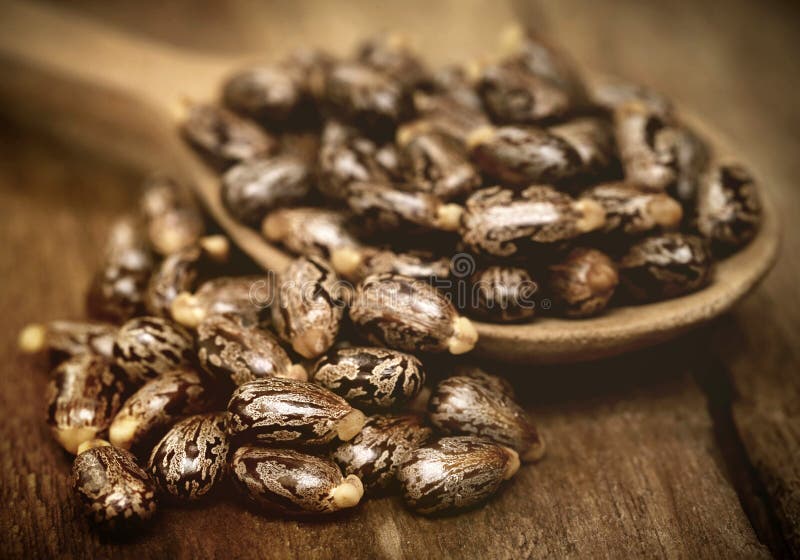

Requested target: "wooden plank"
[{"left": 0, "top": 121, "right": 768, "bottom": 559}]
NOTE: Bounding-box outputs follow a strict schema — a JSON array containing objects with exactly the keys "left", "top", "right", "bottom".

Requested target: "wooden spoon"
[{"left": 0, "top": 1, "right": 779, "bottom": 364}]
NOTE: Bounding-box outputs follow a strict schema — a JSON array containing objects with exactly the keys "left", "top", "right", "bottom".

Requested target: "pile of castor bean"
[{"left": 18, "top": 26, "right": 762, "bottom": 531}]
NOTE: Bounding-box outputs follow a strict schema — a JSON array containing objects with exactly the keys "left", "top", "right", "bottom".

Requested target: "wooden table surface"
[{"left": 1, "top": 1, "right": 798, "bottom": 558}]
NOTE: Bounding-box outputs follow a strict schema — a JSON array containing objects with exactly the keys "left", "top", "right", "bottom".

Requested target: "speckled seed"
[
  {"left": 349, "top": 273, "right": 478, "bottom": 355},
  {"left": 696, "top": 163, "right": 761, "bottom": 252},
  {"left": 429, "top": 65, "right": 485, "bottom": 114},
  {"left": 452, "top": 364, "right": 516, "bottom": 398},
  {"left": 333, "top": 414, "right": 432, "bottom": 492},
  {"left": 140, "top": 174, "right": 204, "bottom": 256},
  {"left": 109, "top": 368, "right": 217, "bottom": 455},
  {"left": 227, "top": 377, "right": 366, "bottom": 446},
  {"left": 148, "top": 413, "right": 230, "bottom": 501},
  {"left": 357, "top": 33, "right": 430, "bottom": 91},
  {"left": 429, "top": 374, "right": 545, "bottom": 462},
  {"left": 86, "top": 216, "right": 154, "bottom": 323},
  {"left": 317, "top": 121, "right": 402, "bottom": 200},
  {"left": 549, "top": 248, "right": 619, "bottom": 317},
  {"left": 583, "top": 182, "right": 683, "bottom": 235},
  {"left": 614, "top": 101, "right": 678, "bottom": 191},
  {"left": 460, "top": 185, "right": 606, "bottom": 258},
  {"left": 331, "top": 246, "right": 450, "bottom": 284},
  {"left": 180, "top": 102, "right": 277, "bottom": 168},
  {"left": 467, "top": 266, "right": 539, "bottom": 323},
  {"left": 271, "top": 257, "right": 344, "bottom": 359},
  {"left": 111, "top": 317, "right": 194, "bottom": 385},
  {"left": 396, "top": 436, "right": 519, "bottom": 515},
  {"left": 588, "top": 75, "right": 673, "bottom": 117},
  {"left": 467, "top": 125, "right": 583, "bottom": 186},
  {"left": 171, "top": 275, "right": 268, "bottom": 329},
  {"left": 221, "top": 156, "right": 312, "bottom": 226},
  {"left": 548, "top": 117, "right": 616, "bottom": 179},
  {"left": 145, "top": 235, "right": 229, "bottom": 317},
  {"left": 18, "top": 320, "right": 117, "bottom": 364},
  {"left": 323, "top": 62, "right": 408, "bottom": 138},
  {"left": 345, "top": 181, "right": 464, "bottom": 234},
  {"left": 46, "top": 354, "right": 129, "bottom": 454},
  {"left": 72, "top": 443, "right": 157, "bottom": 529},
  {"left": 231, "top": 446, "right": 364, "bottom": 515},
  {"left": 261, "top": 207, "right": 360, "bottom": 260},
  {"left": 196, "top": 314, "right": 307, "bottom": 386},
  {"left": 659, "top": 125, "right": 710, "bottom": 206},
  {"left": 396, "top": 121, "right": 481, "bottom": 200},
  {"left": 618, "top": 233, "right": 713, "bottom": 302},
  {"left": 312, "top": 347, "right": 426, "bottom": 410},
  {"left": 412, "top": 90, "right": 490, "bottom": 148},
  {"left": 222, "top": 64, "right": 304, "bottom": 123}
]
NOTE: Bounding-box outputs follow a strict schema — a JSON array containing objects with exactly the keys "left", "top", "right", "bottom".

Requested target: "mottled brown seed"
[
  {"left": 396, "top": 435, "right": 519, "bottom": 514},
  {"left": 180, "top": 102, "right": 277, "bottom": 168},
  {"left": 412, "top": 90, "right": 490, "bottom": 148},
  {"left": 72, "top": 444, "right": 157, "bottom": 530},
  {"left": 18, "top": 320, "right": 117, "bottom": 364},
  {"left": 221, "top": 156, "right": 312, "bottom": 226},
  {"left": 261, "top": 207, "right": 360, "bottom": 260},
  {"left": 549, "top": 248, "right": 619, "bottom": 317},
  {"left": 467, "top": 125, "right": 583, "bottom": 186},
  {"left": 227, "top": 377, "right": 365, "bottom": 446},
  {"left": 196, "top": 314, "right": 307, "bottom": 386},
  {"left": 331, "top": 246, "right": 450, "bottom": 284},
  {"left": 111, "top": 316, "right": 194, "bottom": 385},
  {"left": 271, "top": 257, "right": 344, "bottom": 359},
  {"left": 429, "top": 65, "right": 485, "bottom": 113},
  {"left": 222, "top": 64, "right": 305, "bottom": 123},
  {"left": 140, "top": 174, "right": 204, "bottom": 256},
  {"left": 333, "top": 414, "right": 432, "bottom": 492},
  {"left": 313, "top": 346, "right": 426, "bottom": 410},
  {"left": 467, "top": 266, "right": 539, "bottom": 323},
  {"left": 697, "top": 163, "right": 761, "bottom": 252},
  {"left": 148, "top": 413, "right": 230, "bottom": 501},
  {"left": 429, "top": 374, "right": 545, "bottom": 462},
  {"left": 460, "top": 185, "right": 606, "bottom": 258},
  {"left": 452, "top": 364, "right": 516, "bottom": 398},
  {"left": 659, "top": 125, "right": 710, "bottom": 206},
  {"left": 231, "top": 446, "right": 364, "bottom": 515},
  {"left": 548, "top": 117, "right": 616, "bottom": 179},
  {"left": 614, "top": 101, "right": 678, "bottom": 191},
  {"left": 618, "top": 233, "right": 713, "bottom": 302},
  {"left": 46, "top": 354, "right": 129, "bottom": 454},
  {"left": 171, "top": 275, "right": 268, "bottom": 329},
  {"left": 357, "top": 33, "right": 430, "bottom": 91},
  {"left": 583, "top": 182, "right": 683, "bottom": 235},
  {"left": 349, "top": 273, "right": 478, "bottom": 355},
  {"left": 588, "top": 75, "right": 673, "bottom": 117},
  {"left": 109, "top": 368, "right": 217, "bottom": 455},
  {"left": 86, "top": 216, "right": 154, "bottom": 323}
]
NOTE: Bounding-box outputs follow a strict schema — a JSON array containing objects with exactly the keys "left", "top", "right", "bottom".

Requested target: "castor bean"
[
  {"left": 330, "top": 246, "right": 450, "bottom": 284},
  {"left": 179, "top": 102, "right": 277, "bottom": 168},
  {"left": 467, "top": 125, "right": 583, "bottom": 186},
  {"left": 349, "top": 273, "right": 478, "bottom": 355},
  {"left": 588, "top": 75, "right": 673, "bottom": 118},
  {"left": 231, "top": 446, "right": 364, "bottom": 515},
  {"left": 466, "top": 266, "right": 539, "bottom": 323},
  {"left": 618, "top": 233, "right": 713, "bottom": 301},
  {"left": 227, "top": 377, "right": 366, "bottom": 446},
  {"left": 261, "top": 207, "right": 360, "bottom": 260},
  {"left": 317, "top": 120, "right": 402, "bottom": 200},
  {"left": 332, "top": 414, "right": 432, "bottom": 492},
  {"left": 396, "top": 435, "right": 519, "bottom": 515},
  {"left": 312, "top": 346, "right": 426, "bottom": 410},
  {"left": 111, "top": 317, "right": 194, "bottom": 385},
  {"left": 429, "top": 373, "right": 545, "bottom": 462},
  {"left": 548, "top": 247, "right": 619, "bottom": 317},
  {"left": 548, "top": 117, "right": 616, "bottom": 179},
  {"left": 396, "top": 121, "right": 481, "bottom": 200},
  {"left": 614, "top": 101, "right": 678, "bottom": 191},
  {"left": 196, "top": 314, "right": 307, "bottom": 386},
  {"left": 139, "top": 174, "right": 204, "bottom": 256},
  {"left": 221, "top": 156, "right": 312, "bottom": 227},
  {"left": 222, "top": 64, "right": 305, "bottom": 124},
  {"left": 356, "top": 33, "right": 430, "bottom": 91},
  {"left": 86, "top": 216, "right": 154, "bottom": 323},
  {"left": 583, "top": 182, "right": 683, "bottom": 235},
  {"left": 171, "top": 275, "right": 268, "bottom": 329},
  {"left": 109, "top": 368, "right": 217, "bottom": 455},
  {"left": 46, "top": 354, "right": 129, "bottom": 454},
  {"left": 429, "top": 65, "right": 485, "bottom": 113},
  {"left": 148, "top": 413, "right": 230, "bottom": 501},
  {"left": 451, "top": 364, "right": 516, "bottom": 398},
  {"left": 323, "top": 61, "right": 408, "bottom": 139},
  {"left": 460, "top": 185, "right": 606, "bottom": 258},
  {"left": 18, "top": 320, "right": 117, "bottom": 364},
  {"left": 271, "top": 257, "right": 344, "bottom": 359},
  {"left": 659, "top": 125, "right": 710, "bottom": 206},
  {"left": 72, "top": 443, "right": 157, "bottom": 530},
  {"left": 145, "top": 235, "right": 229, "bottom": 317},
  {"left": 696, "top": 163, "right": 761, "bottom": 252},
  {"left": 282, "top": 47, "right": 334, "bottom": 102},
  {"left": 345, "top": 180, "right": 464, "bottom": 234},
  {"left": 412, "top": 89, "right": 490, "bottom": 148}
]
